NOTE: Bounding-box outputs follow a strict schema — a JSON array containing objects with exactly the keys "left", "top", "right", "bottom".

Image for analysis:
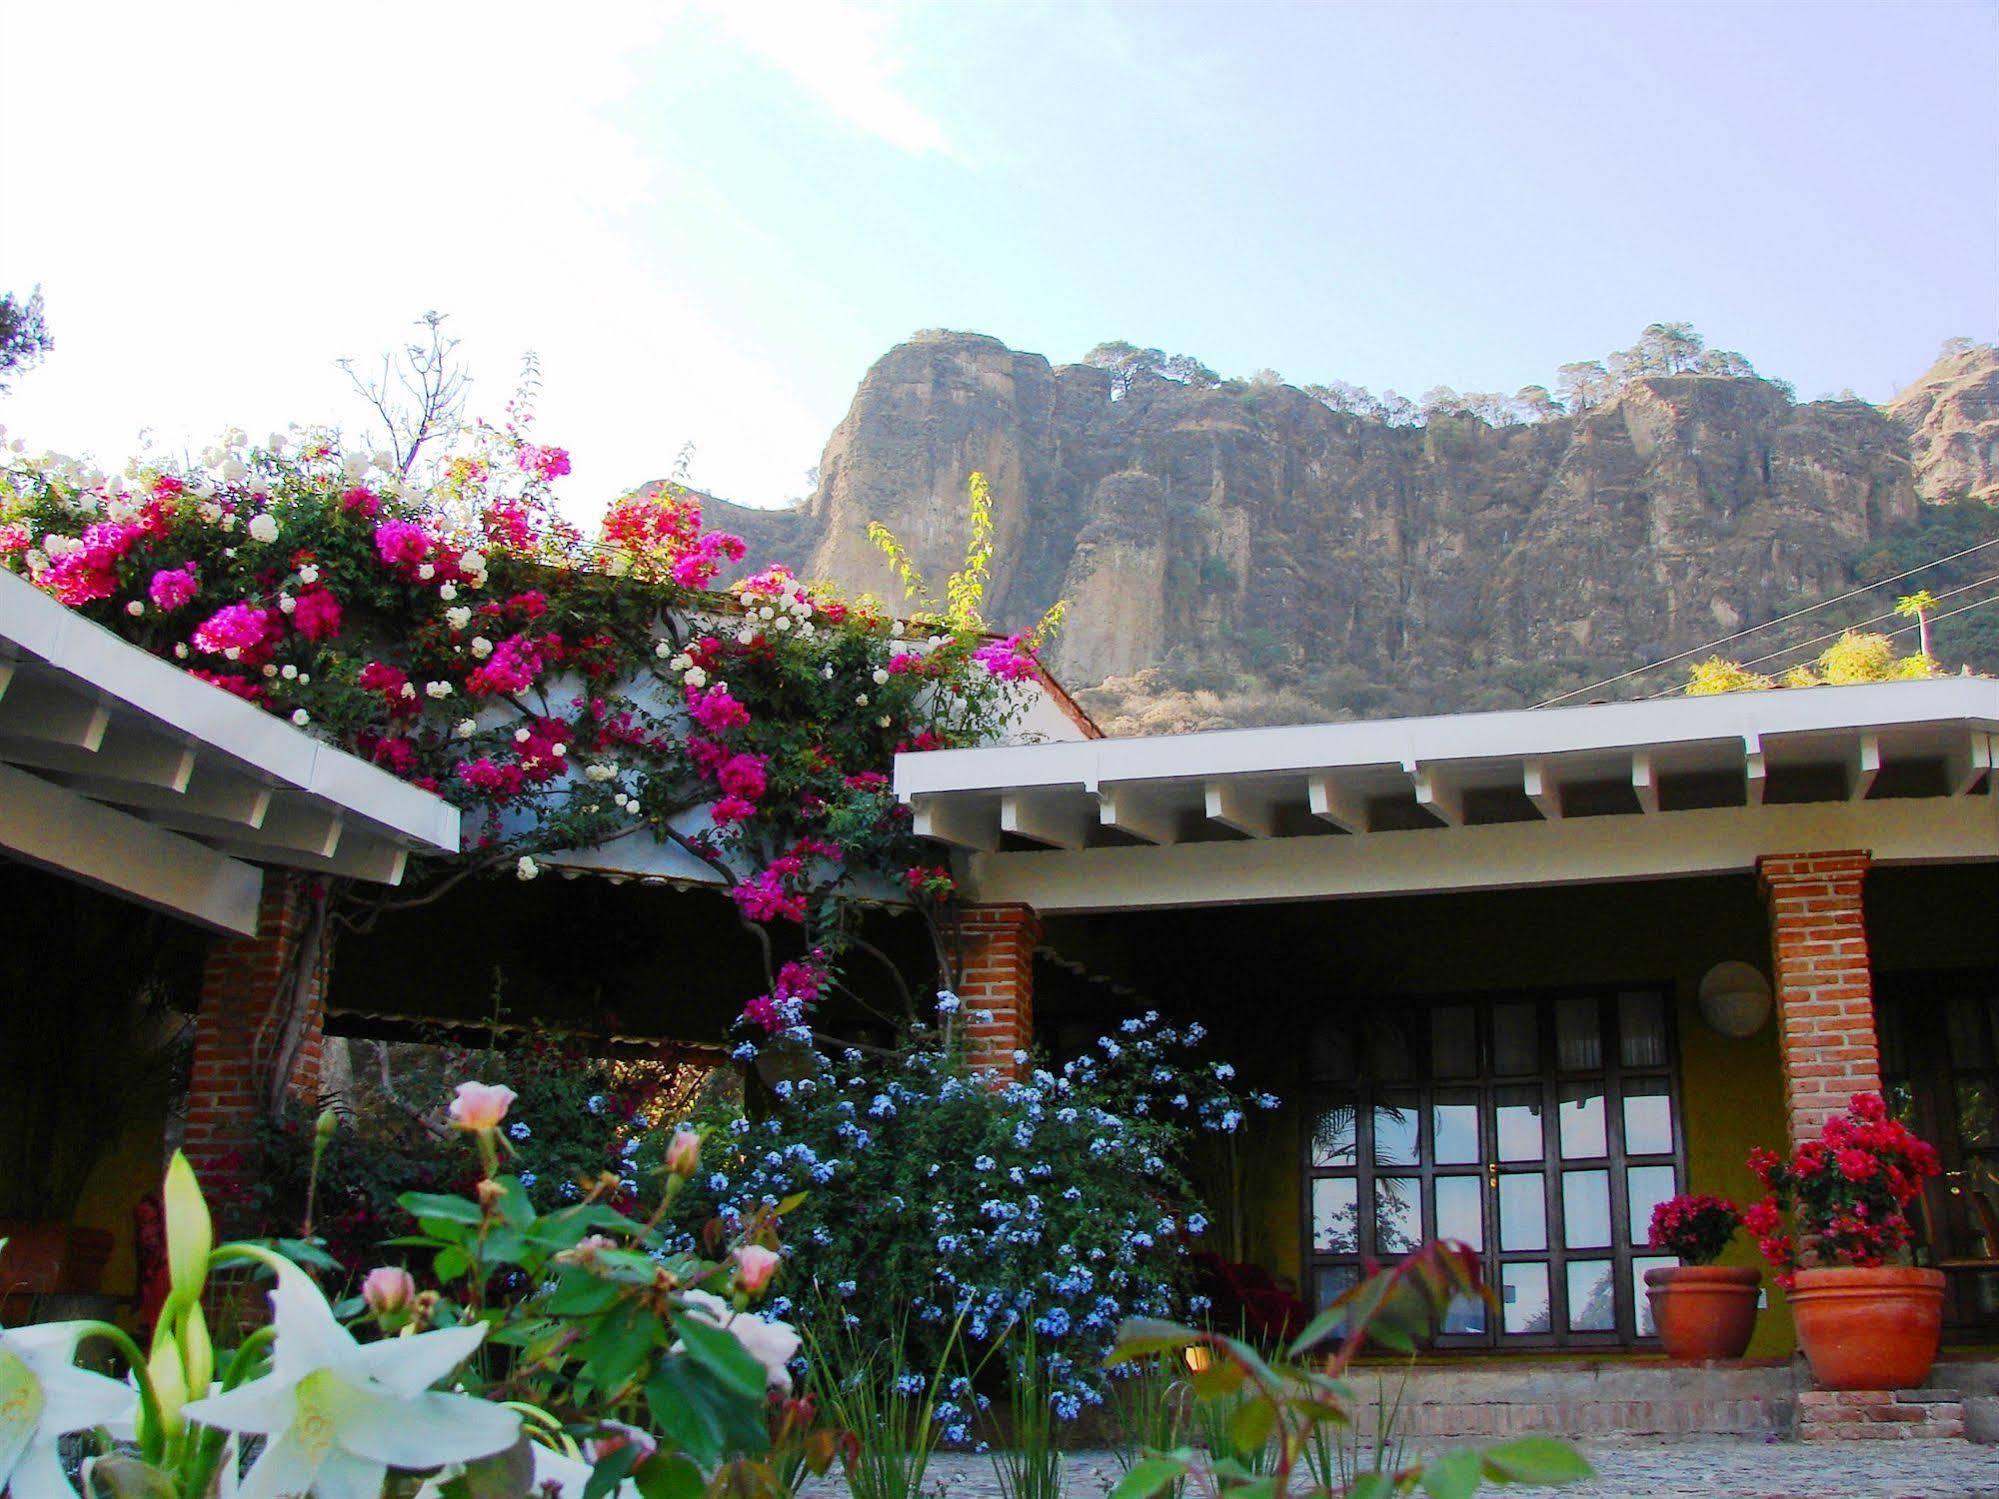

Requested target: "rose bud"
[
  {"left": 666, "top": 1127, "right": 701, "bottom": 1179},
  {"left": 362, "top": 1266, "right": 416, "bottom": 1318},
  {"left": 448, "top": 1081, "right": 517, "bottom": 1132},
  {"left": 733, "top": 1243, "right": 782, "bottom": 1296}
]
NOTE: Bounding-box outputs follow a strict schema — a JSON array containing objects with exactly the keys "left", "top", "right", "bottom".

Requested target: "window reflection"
[
  {"left": 1313, "top": 1178, "right": 1359, "bottom": 1254},
  {"left": 1627, "top": 1165, "right": 1676, "bottom": 1243},
  {"left": 1435, "top": 1175, "right": 1484, "bottom": 1250},
  {"left": 1376, "top": 1177, "right": 1423, "bottom": 1254},
  {"left": 1623, "top": 1080, "right": 1674, "bottom": 1156},
  {"left": 1374, "top": 1099, "right": 1419, "bottom": 1165},
  {"left": 1567, "top": 1260, "right": 1616, "bottom": 1332},
  {"left": 1958, "top": 1080, "right": 1996, "bottom": 1148},
  {"left": 1311, "top": 1105, "right": 1357, "bottom": 1167},
  {"left": 1559, "top": 1085, "right": 1607, "bottom": 1158},
  {"left": 1499, "top": 1173, "right": 1547, "bottom": 1251},
  {"left": 1433, "top": 1097, "right": 1479, "bottom": 1164},
  {"left": 1563, "top": 1170, "right": 1612, "bottom": 1248},
  {"left": 1632, "top": 1256, "right": 1675, "bottom": 1336},
  {"left": 1502, "top": 1262, "right": 1552, "bottom": 1335},
  {"left": 1496, "top": 1087, "right": 1544, "bottom": 1161}
]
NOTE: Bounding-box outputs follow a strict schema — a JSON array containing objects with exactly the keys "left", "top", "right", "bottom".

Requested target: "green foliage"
[
  {"left": 1105, "top": 1246, "right": 1592, "bottom": 1496},
  {"left": 0, "top": 285, "right": 51, "bottom": 390},
  {"left": 804, "top": 1309, "right": 966, "bottom": 1499}
]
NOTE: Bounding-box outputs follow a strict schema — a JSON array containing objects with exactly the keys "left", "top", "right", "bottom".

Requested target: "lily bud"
[
  {"left": 315, "top": 1108, "right": 338, "bottom": 1141},
  {"left": 665, "top": 1127, "right": 701, "bottom": 1180}
]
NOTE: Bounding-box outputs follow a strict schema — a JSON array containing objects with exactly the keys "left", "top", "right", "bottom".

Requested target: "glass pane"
[
  {"left": 1431, "top": 1004, "right": 1477, "bottom": 1077},
  {"left": 1493, "top": 1002, "right": 1538, "bottom": 1075},
  {"left": 1314, "top": 1265, "right": 1359, "bottom": 1312},
  {"left": 1632, "top": 1256, "right": 1675, "bottom": 1336},
  {"left": 1310, "top": 1024, "right": 1355, "bottom": 1081},
  {"left": 1433, "top": 1094, "right": 1480, "bottom": 1164},
  {"left": 1556, "top": 997, "right": 1602, "bottom": 1071},
  {"left": 1627, "top": 1165, "right": 1678, "bottom": 1243},
  {"left": 1948, "top": 996, "right": 1986, "bottom": 1067},
  {"left": 1374, "top": 1098, "right": 1420, "bottom": 1166},
  {"left": 1435, "top": 1175, "right": 1484, "bottom": 1250},
  {"left": 1623, "top": 1079, "right": 1674, "bottom": 1156},
  {"left": 1499, "top": 1172, "right": 1548, "bottom": 1251},
  {"left": 1375, "top": 1177, "right": 1423, "bottom": 1254},
  {"left": 1501, "top": 1262, "right": 1552, "bottom": 1335},
  {"left": 1441, "top": 1292, "right": 1487, "bottom": 1335},
  {"left": 1959, "top": 1080, "right": 1997, "bottom": 1148},
  {"left": 1878, "top": 1002, "right": 1906, "bottom": 1074},
  {"left": 1313, "top": 1178, "right": 1359, "bottom": 1254},
  {"left": 1496, "top": 1086, "right": 1544, "bottom": 1162},
  {"left": 1619, "top": 993, "right": 1667, "bottom": 1068},
  {"left": 1558, "top": 1085, "right": 1607, "bottom": 1159},
  {"left": 1887, "top": 1079, "right": 1919, "bottom": 1128},
  {"left": 1563, "top": 1169, "right": 1612, "bottom": 1248},
  {"left": 1311, "top": 1104, "right": 1358, "bottom": 1167},
  {"left": 1567, "top": 1260, "right": 1617, "bottom": 1332},
  {"left": 1367, "top": 1024, "right": 1413, "bottom": 1080}
]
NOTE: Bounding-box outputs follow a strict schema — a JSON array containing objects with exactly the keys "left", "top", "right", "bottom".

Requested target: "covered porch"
[{"left": 897, "top": 678, "right": 1999, "bottom": 1363}]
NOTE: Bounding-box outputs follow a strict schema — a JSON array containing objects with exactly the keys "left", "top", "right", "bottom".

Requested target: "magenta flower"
[
  {"left": 373, "top": 519, "right": 431, "bottom": 569},
  {"left": 192, "top": 602, "right": 275, "bottom": 658},
  {"left": 291, "top": 587, "right": 344, "bottom": 641},
  {"left": 149, "top": 566, "right": 200, "bottom": 612}
]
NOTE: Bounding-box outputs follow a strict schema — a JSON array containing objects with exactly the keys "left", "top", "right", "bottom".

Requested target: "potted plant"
[
  {"left": 1644, "top": 1193, "right": 1758, "bottom": 1359},
  {"left": 1745, "top": 1092, "right": 1945, "bottom": 1390}
]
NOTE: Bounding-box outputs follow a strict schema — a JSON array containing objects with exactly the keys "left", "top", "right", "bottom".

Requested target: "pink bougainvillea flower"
[
  {"left": 192, "top": 601, "right": 276, "bottom": 659},
  {"left": 447, "top": 1081, "right": 517, "bottom": 1132},
  {"left": 291, "top": 586, "right": 344, "bottom": 640},
  {"left": 149, "top": 565, "right": 200, "bottom": 611},
  {"left": 374, "top": 518, "right": 431, "bottom": 570},
  {"left": 516, "top": 443, "right": 572, "bottom": 482},
  {"left": 340, "top": 485, "right": 382, "bottom": 518}
]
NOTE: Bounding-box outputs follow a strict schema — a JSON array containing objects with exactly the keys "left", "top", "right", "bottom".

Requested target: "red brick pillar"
[
  {"left": 183, "top": 875, "right": 330, "bottom": 1215},
  {"left": 957, "top": 903, "right": 1041, "bottom": 1077},
  {"left": 1757, "top": 850, "right": 1881, "bottom": 1148}
]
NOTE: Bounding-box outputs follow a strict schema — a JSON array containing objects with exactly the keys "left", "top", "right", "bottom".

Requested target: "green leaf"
[
  {"left": 1107, "top": 1317, "right": 1202, "bottom": 1366},
  {"left": 1107, "top": 1456, "right": 1190, "bottom": 1499},
  {"left": 269, "top": 1237, "right": 343, "bottom": 1273},
  {"left": 1227, "top": 1394, "right": 1276, "bottom": 1459},
  {"left": 84, "top": 1455, "right": 178, "bottom": 1499},
  {"left": 1421, "top": 1448, "right": 1483, "bottom": 1499},
  {"left": 488, "top": 1175, "right": 537, "bottom": 1227},
  {"left": 645, "top": 1359, "right": 727, "bottom": 1468},
  {"left": 399, "top": 1191, "right": 485, "bottom": 1225},
  {"left": 633, "top": 1452, "right": 707, "bottom": 1499},
  {"left": 433, "top": 1245, "right": 472, "bottom": 1283},
  {"left": 1481, "top": 1436, "right": 1594, "bottom": 1485},
  {"left": 1347, "top": 1475, "right": 1397, "bottom": 1499},
  {"left": 584, "top": 1303, "right": 659, "bottom": 1392},
  {"left": 542, "top": 1269, "right": 622, "bottom": 1317},
  {"left": 674, "top": 1310, "right": 768, "bottom": 1402},
  {"left": 583, "top": 1443, "right": 642, "bottom": 1499}
]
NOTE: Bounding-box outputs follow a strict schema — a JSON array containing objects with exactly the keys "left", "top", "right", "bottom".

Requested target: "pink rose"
[
  {"left": 732, "top": 1244, "right": 781, "bottom": 1296},
  {"left": 665, "top": 1128, "right": 701, "bottom": 1180},
  {"left": 362, "top": 1265, "right": 416, "bottom": 1316},
  {"left": 447, "top": 1080, "right": 517, "bottom": 1132}
]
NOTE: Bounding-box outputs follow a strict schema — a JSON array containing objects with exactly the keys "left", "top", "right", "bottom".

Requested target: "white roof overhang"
[
  {"left": 0, "top": 571, "right": 461, "bottom": 935},
  {"left": 893, "top": 678, "right": 1999, "bottom": 914}
]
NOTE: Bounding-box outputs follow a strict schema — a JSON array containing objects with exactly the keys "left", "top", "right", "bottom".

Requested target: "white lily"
[
  {"left": 0, "top": 1322, "right": 139, "bottom": 1499},
  {"left": 182, "top": 1258, "right": 518, "bottom": 1499}
]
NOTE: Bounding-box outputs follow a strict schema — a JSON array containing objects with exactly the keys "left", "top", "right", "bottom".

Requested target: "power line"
[
  {"left": 1637, "top": 574, "right": 1999, "bottom": 700},
  {"left": 1532, "top": 531, "right": 1999, "bottom": 708}
]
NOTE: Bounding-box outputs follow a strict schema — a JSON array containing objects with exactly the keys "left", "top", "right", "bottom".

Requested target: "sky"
[{"left": 2, "top": 0, "right": 1994, "bottom": 517}]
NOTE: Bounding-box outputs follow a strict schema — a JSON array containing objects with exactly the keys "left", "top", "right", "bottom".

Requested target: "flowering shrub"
[
  {"left": 4, "top": 1093, "right": 833, "bottom": 1499},
  {"left": 0, "top": 409, "right": 1058, "bottom": 1040},
  {"left": 655, "top": 1007, "right": 1274, "bottom": 1435},
  {"left": 1744, "top": 1092, "right": 1942, "bottom": 1285},
  {"left": 1647, "top": 1193, "right": 1742, "bottom": 1266}
]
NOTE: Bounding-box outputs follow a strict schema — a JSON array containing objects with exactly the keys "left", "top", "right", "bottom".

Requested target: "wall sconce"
[{"left": 1697, "top": 960, "right": 1773, "bottom": 1038}]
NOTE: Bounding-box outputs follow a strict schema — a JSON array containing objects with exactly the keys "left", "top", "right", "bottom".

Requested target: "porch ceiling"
[
  {"left": 0, "top": 571, "right": 461, "bottom": 934},
  {"left": 893, "top": 678, "right": 1999, "bottom": 914}
]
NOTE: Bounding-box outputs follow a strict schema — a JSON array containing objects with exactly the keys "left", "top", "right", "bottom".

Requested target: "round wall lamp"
[{"left": 1697, "top": 960, "right": 1773, "bottom": 1038}]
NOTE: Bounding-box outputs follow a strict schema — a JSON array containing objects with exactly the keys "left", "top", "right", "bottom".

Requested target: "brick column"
[
  {"left": 183, "top": 875, "right": 330, "bottom": 1217},
  {"left": 956, "top": 903, "right": 1041, "bottom": 1077},
  {"left": 1757, "top": 850, "right": 1881, "bottom": 1148}
]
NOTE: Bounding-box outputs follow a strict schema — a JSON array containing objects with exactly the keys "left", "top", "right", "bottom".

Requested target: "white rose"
[
  {"left": 773, "top": 615, "right": 792, "bottom": 631},
  {"left": 281, "top": 664, "right": 298, "bottom": 680},
  {"left": 417, "top": 563, "right": 435, "bottom": 581},
  {"left": 445, "top": 606, "right": 472, "bottom": 631},
  {"left": 470, "top": 636, "right": 493, "bottom": 658},
  {"left": 654, "top": 641, "right": 672, "bottom": 659},
  {"left": 514, "top": 727, "right": 531, "bottom": 743},
  {"left": 173, "top": 643, "right": 189, "bottom": 659},
  {"left": 439, "top": 582, "right": 458, "bottom": 601},
  {"left": 877, "top": 715, "right": 891, "bottom": 727},
  {"left": 682, "top": 666, "right": 707, "bottom": 689},
  {"left": 262, "top": 664, "right": 278, "bottom": 678},
  {"left": 297, "top": 564, "right": 320, "bottom": 584},
  {"left": 552, "top": 743, "right": 566, "bottom": 757},
  {"left": 675, "top": 1291, "right": 800, "bottom": 1393},
  {"left": 517, "top": 856, "right": 539, "bottom": 881},
  {"left": 399, "top": 682, "right": 416, "bottom": 699},
  {"left": 736, "top": 626, "right": 757, "bottom": 644},
  {"left": 247, "top": 513, "right": 279, "bottom": 543},
  {"left": 872, "top": 668, "right": 889, "bottom": 685},
  {"left": 126, "top": 600, "right": 144, "bottom": 617},
  {"left": 855, "top": 693, "right": 869, "bottom": 707},
  {"left": 454, "top": 719, "right": 477, "bottom": 739},
  {"left": 291, "top": 709, "right": 310, "bottom": 727},
  {"left": 425, "top": 681, "right": 452, "bottom": 699},
  {"left": 459, "top": 551, "right": 487, "bottom": 575},
  {"left": 278, "top": 594, "right": 297, "bottom": 614}
]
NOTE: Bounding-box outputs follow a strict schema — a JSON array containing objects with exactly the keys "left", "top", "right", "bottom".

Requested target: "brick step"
[{"left": 1343, "top": 1362, "right": 1795, "bottom": 1439}]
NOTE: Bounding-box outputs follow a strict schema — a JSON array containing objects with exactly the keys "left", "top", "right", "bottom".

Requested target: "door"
[{"left": 1304, "top": 988, "right": 1684, "bottom": 1349}]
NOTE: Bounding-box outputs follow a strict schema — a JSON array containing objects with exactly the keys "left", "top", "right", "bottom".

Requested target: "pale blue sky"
[{"left": 3, "top": 1, "right": 1993, "bottom": 511}]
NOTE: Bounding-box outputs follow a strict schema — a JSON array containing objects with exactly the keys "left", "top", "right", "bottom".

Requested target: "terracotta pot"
[
  {"left": 1644, "top": 1264, "right": 1761, "bottom": 1360},
  {"left": 1787, "top": 1266, "right": 1944, "bottom": 1390}
]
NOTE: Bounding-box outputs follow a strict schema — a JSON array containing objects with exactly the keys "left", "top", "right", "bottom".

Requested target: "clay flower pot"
[
  {"left": 1644, "top": 1264, "right": 1760, "bottom": 1360},
  {"left": 1787, "top": 1266, "right": 1945, "bottom": 1390}
]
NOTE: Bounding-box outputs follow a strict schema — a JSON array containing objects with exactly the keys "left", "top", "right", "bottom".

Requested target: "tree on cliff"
[{"left": 0, "top": 286, "right": 52, "bottom": 392}]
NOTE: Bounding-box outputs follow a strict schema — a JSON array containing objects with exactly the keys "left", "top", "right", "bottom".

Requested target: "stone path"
[{"left": 801, "top": 1437, "right": 1999, "bottom": 1496}]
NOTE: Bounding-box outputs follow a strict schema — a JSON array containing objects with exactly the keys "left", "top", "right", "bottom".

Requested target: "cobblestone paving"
[{"left": 802, "top": 1437, "right": 1999, "bottom": 1497}]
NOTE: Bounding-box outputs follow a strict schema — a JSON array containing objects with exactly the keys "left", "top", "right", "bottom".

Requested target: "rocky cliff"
[{"left": 705, "top": 333, "right": 1999, "bottom": 732}]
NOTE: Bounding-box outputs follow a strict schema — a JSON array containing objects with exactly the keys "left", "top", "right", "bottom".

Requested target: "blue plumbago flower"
[
  {"left": 586, "top": 1093, "right": 606, "bottom": 1113},
  {"left": 707, "top": 1172, "right": 729, "bottom": 1192},
  {"left": 1187, "top": 1213, "right": 1209, "bottom": 1236},
  {"left": 973, "top": 1155, "right": 995, "bottom": 1172},
  {"left": 518, "top": 1170, "right": 537, "bottom": 1188},
  {"left": 1213, "top": 1062, "right": 1235, "bottom": 1080},
  {"left": 558, "top": 1180, "right": 580, "bottom": 1201},
  {"left": 620, "top": 1137, "right": 641, "bottom": 1157},
  {"left": 507, "top": 1122, "right": 531, "bottom": 1140},
  {"left": 730, "top": 1041, "right": 757, "bottom": 1060},
  {"left": 935, "top": 990, "right": 961, "bottom": 1013}
]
